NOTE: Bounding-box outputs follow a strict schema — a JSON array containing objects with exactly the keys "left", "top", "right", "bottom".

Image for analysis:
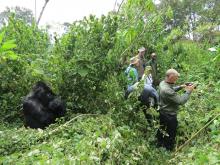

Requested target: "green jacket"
[
  {"left": 125, "top": 65, "right": 138, "bottom": 86},
  {"left": 159, "top": 81, "right": 191, "bottom": 115}
]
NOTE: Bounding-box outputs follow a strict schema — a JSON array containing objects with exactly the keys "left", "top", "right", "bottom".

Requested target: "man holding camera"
[{"left": 156, "top": 69, "right": 195, "bottom": 150}]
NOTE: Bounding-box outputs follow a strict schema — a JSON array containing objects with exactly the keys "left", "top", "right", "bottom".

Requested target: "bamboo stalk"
[
  {"left": 174, "top": 113, "right": 220, "bottom": 155},
  {"left": 168, "top": 112, "right": 220, "bottom": 163}
]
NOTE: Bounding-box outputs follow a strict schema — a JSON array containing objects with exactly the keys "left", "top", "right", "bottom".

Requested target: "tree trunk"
[
  {"left": 117, "top": 0, "right": 125, "bottom": 13},
  {"left": 37, "top": 0, "right": 50, "bottom": 26}
]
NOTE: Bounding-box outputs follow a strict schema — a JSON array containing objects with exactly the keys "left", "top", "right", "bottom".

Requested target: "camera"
[
  {"left": 185, "top": 82, "right": 198, "bottom": 89},
  {"left": 185, "top": 82, "right": 194, "bottom": 86}
]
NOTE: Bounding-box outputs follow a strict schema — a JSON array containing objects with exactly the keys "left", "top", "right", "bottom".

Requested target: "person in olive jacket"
[
  {"left": 156, "top": 69, "right": 195, "bottom": 150},
  {"left": 146, "top": 52, "right": 158, "bottom": 87}
]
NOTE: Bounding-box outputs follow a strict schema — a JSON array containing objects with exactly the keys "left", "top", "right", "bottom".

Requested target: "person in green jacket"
[
  {"left": 156, "top": 69, "right": 195, "bottom": 150},
  {"left": 124, "top": 57, "right": 140, "bottom": 99}
]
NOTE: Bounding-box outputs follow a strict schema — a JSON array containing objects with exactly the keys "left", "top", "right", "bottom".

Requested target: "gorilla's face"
[
  {"left": 33, "top": 81, "right": 54, "bottom": 94},
  {"left": 33, "top": 81, "right": 55, "bottom": 106}
]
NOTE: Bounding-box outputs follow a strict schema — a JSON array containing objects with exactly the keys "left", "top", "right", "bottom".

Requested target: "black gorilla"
[{"left": 23, "top": 81, "right": 66, "bottom": 129}]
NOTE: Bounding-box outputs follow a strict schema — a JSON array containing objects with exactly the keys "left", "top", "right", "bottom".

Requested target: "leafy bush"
[{"left": 0, "top": 0, "right": 220, "bottom": 164}]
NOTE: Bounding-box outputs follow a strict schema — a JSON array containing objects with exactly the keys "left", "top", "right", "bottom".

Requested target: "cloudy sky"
[{"left": 0, "top": 0, "right": 121, "bottom": 26}]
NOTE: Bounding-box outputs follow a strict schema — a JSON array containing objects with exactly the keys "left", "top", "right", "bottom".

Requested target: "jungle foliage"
[{"left": 0, "top": 0, "right": 220, "bottom": 164}]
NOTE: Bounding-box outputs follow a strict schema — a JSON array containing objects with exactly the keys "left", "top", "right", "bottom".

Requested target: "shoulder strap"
[{"left": 125, "top": 66, "right": 131, "bottom": 75}]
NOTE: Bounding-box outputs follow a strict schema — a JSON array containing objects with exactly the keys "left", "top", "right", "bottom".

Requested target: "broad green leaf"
[
  {"left": 6, "top": 51, "right": 18, "bottom": 60},
  {"left": 166, "top": 6, "right": 173, "bottom": 19},
  {"left": 0, "top": 40, "right": 17, "bottom": 51},
  {"left": 212, "top": 54, "right": 220, "bottom": 62},
  {"left": 125, "top": 27, "right": 137, "bottom": 45},
  {"left": 78, "top": 68, "right": 89, "bottom": 77},
  {"left": 145, "top": 0, "right": 155, "bottom": 12}
]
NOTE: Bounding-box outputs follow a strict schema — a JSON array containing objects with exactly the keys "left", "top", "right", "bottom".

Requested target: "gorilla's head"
[
  {"left": 33, "top": 81, "right": 55, "bottom": 106},
  {"left": 33, "top": 81, "right": 53, "bottom": 93}
]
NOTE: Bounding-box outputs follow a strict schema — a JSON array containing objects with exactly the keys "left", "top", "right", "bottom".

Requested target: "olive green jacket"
[
  {"left": 146, "top": 59, "right": 157, "bottom": 81},
  {"left": 159, "top": 81, "right": 191, "bottom": 115}
]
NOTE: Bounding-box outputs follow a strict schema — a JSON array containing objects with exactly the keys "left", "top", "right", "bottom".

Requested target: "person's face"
[
  {"left": 139, "top": 51, "right": 145, "bottom": 57},
  {"left": 146, "top": 69, "right": 151, "bottom": 75},
  {"left": 168, "top": 74, "right": 179, "bottom": 83},
  {"left": 151, "top": 53, "right": 156, "bottom": 59},
  {"left": 135, "top": 60, "right": 140, "bottom": 67}
]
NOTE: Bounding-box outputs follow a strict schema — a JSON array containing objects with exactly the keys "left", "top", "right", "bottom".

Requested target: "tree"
[
  {"left": 0, "top": 6, "right": 34, "bottom": 26},
  {"left": 158, "top": 0, "right": 220, "bottom": 40}
]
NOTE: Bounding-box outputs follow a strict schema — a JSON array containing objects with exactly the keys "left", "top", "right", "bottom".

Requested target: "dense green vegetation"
[{"left": 0, "top": 0, "right": 220, "bottom": 164}]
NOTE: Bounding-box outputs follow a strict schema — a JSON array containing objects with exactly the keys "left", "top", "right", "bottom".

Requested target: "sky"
[
  {"left": 0, "top": 0, "right": 160, "bottom": 36},
  {"left": 0, "top": 0, "right": 121, "bottom": 26}
]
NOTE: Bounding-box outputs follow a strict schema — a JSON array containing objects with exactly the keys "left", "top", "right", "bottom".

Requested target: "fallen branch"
[
  {"left": 0, "top": 113, "right": 101, "bottom": 156},
  {"left": 46, "top": 113, "right": 100, "bottom": 136}
]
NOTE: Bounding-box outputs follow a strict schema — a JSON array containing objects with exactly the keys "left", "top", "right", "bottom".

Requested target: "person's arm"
[
  {"left": 173, "top": 84, "right": 186, "bottom": 92},
  {"left": 145, "top": 59, "right": 151, "bottom": 67},
  {"left": 165, "top": 88, "right": 191, "bottom": 105},
  {"left": 150, "top": 87, "right": 159, "bottom": 103},
  {"left": 173, "top": 86, "right": 182, "bottom": 92}
]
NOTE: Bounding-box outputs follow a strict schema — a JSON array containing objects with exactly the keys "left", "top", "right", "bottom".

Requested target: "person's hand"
[
  {"left": 185, "top": 85, "right": 195, "bottom": 92},
  {"left": 141, "top": 74, "right": 146, "bottom": 81},
  {"left": 133, "top": 82, "right": 139, "bottom": 89},
  {"left": 180, "top": 84, "right": 186, "bottom": 88}
]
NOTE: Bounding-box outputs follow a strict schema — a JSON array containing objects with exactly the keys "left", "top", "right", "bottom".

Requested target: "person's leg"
[
  {"left": 156, "top": 113, "right": 167, "bottom": 147},
  {"left": 124, "top": 86, "right": 133, "bottom": 99},
  {"left": 124, "top": 90, "right": 130, "bottom": 99},
  {"left": 148, "top": 87, "right": 159, "bottom": 107},
  {"left": 163, "top": 115, "right": 178, "bottom": 150},
  {"left": 140, "top": 88, "right": 154, "bottom": 124},
  {"left": 140, "top": 87, "right": 150, "bottom": 104},
  {"left": 143, "top": 107, "right": 153, "bottom": 124}
]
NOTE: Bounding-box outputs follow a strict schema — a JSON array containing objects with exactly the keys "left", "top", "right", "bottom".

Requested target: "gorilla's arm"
[
  {"left": 48, "top": 98, "right": 66, "bottom": 117},
  {"left": 23, "top": 99, "right": 54, "bottom": 125}
]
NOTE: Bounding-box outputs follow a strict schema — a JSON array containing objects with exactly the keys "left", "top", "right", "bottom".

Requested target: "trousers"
[{"left": 156, "top": 112, "right": 178, "bottom": 150}]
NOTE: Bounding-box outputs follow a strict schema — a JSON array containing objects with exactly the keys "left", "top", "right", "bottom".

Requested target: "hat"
[
  {"left": 130, "top": 57, "right": 139, "bottom": 65},
  {"left": 138, "top": 47, "right": 146, "bottom": 52},
  {"left": 208, "top": 47, "right": 217, "bottom": 52},
  {"left": 144, "top": 66, "right": 152, "bottom": 74},
  {"left": 151, "top": 52, "right": 156, "bottom": 56}
]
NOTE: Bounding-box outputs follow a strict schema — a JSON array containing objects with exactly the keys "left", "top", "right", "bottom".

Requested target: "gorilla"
[{"left": 23, "top": 81, "right": 66, "bottom": 129}]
